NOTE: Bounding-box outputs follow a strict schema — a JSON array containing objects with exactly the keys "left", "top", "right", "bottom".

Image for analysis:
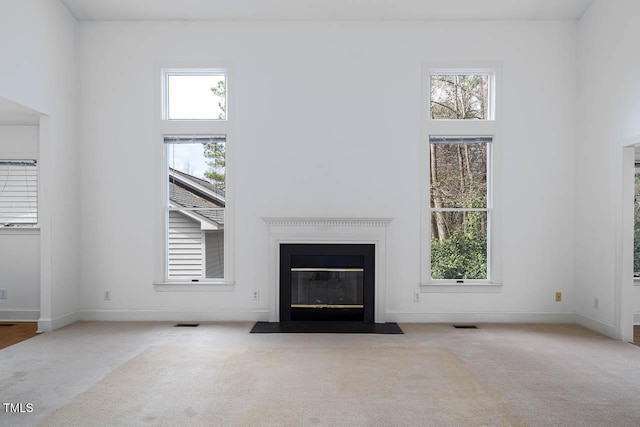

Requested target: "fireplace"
[
  {"left": 263, "top": 217, "right": 392, "bottom": 323},
  {"left": 280, "top": 244, "right": 375, "bottom": 322}
]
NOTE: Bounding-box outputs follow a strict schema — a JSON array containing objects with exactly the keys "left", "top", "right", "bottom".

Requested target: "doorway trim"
[{"left": 618, "top": 142, "right": 638, "bottom": 341}]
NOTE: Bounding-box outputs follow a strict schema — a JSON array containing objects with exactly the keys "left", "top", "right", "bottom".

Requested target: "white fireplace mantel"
[{"left": 262, "top": 217, "right": 393, "bottom": 323}]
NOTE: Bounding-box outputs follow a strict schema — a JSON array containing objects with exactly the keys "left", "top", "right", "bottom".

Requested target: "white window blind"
[{"left": 0, "top": 160, "right": 38, "bottom": 226}]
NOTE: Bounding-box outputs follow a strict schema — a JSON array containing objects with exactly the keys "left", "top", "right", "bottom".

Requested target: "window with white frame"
[
  {"left": 164, "top": 70, "right": 226, "bottom": 120},
  {"left": 0, "top": 160, "right": 37, "bottom": 227},
  {"left": 161, "top": 68, "right": 231, "bottom": 282},
  {"left": 165, "top": 135, "right": 226, "bottom": 279},
  {"left": 430, "top": 73, "right": 492, "bottom": 120},
  {"left": 423, "top": 65, "right": 499, "bottom": 285},
  {"left": 429, "top": 136, "right": 491, "bottom": 280}
]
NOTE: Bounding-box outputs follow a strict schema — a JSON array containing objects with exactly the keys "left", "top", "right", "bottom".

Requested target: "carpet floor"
[
  {"left": 2, "top": 322, "right": 640, "bottom": 426},
  {"left": 43, "top": 346, "right": 518, "bottom": 426}
]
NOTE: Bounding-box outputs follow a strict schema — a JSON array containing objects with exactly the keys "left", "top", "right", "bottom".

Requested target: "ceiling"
[{"left": 60, "top": 0, "right": 595, "bottom": 22}]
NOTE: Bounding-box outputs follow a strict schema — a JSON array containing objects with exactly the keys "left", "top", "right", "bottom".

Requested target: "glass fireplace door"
[{"left": 290, "top": 268, "right": 364, "bottom": 321}]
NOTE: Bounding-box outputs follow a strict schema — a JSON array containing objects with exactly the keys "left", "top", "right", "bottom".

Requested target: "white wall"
[
  {"left": 0, "top": 0, "right": 79, "bottom": 330},
  {"left": 77, "top": 20, "right": 577, "bottom": 322},
  {"left": 577, "top": 0, "right": 640, "bottom": 339},
  {"left": 0, "top": 126, "right": 38, "bottom": 153},
  {"left": 0, "top": 126, "right": 40, "bottom": 320}
]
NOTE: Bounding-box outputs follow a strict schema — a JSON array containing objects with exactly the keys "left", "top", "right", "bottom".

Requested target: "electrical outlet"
[
  {"left": 555, "top": 292, "right": 562, "bottom": 302},
  {"left": 252, "top": 290, "right": 260, "bottom": 301},
  {"left": 594, "top": 297, "right": 599, "bottom": 310},
  {"left": 104, "top": 290, "right": 111, "bottom": 301},
  {"left": 0, "top": 288, "right": 7, "bottom": 299},
  {"left": 414, "top": 291, "right": 421, "bottom": 302}
]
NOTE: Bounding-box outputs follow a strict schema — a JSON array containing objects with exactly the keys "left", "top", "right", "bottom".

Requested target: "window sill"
[
  {"left": 429, "top": 118, "right": 496, "bottom": 122},
  {"left": 153, "top": 281, "right": 235, "bottom": 292},
  {"left": 0, "top": 227, "right": 40, "bottom": 235},
  {"left": 420, "top": 282, "right": 503, "bottom": 293}
]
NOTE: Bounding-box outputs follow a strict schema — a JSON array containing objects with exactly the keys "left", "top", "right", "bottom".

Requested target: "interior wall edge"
[
  {"left": 37, "top": 310, "right": 79, "bottom": 333},
  {"left": 575, "top": 313, "right": 617, "bottom": 340}
]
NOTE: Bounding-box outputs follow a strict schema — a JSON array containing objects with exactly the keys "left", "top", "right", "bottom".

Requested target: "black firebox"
[{"left": 279, "top": 244, "right": 375, "bottom": 322}]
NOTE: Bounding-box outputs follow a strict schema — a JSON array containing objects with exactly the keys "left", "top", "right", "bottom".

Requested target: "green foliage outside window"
[
  {"left": 431, "top": 211, "right": 487, "bottom": 280},
  {"left": 204, "top": 80, "right": 226, "bottom": 189},
  {"left": 429, "top": 73, "right": 491, "bottom": 280}
]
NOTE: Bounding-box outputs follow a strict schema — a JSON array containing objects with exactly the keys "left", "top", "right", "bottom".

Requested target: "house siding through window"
[{"left": 168, "top": 210, "right": 203, "bottom": 278}]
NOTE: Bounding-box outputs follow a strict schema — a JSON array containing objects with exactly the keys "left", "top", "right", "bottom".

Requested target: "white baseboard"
[
  {"left": 574, "top": 314, "right": 617, "bottom": 339},
  {"left": 386, "top": 311, "right": 577, "bottom": 324},
  {"left": 37, "top": 311, "right": 79, "bottom": 332},
  {"left": 31, "top": 309, "right": 626, "bottom": 340},
  {"left": 78, "top": 310, "right": 584, "bottom": 326},
  {"left": 634, "top": 312, "right": 640, "bottom": 325},
  {"left": 77, "top": 309, "right": 270, "bottom": 322},
  {"left": 0, "top": 309, "right": 40, "bottom": 322}
]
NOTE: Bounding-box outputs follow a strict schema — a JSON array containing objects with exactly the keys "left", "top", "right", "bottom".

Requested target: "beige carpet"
[{"left": 41, "top": 345, "right": 522, "bottom": 426}]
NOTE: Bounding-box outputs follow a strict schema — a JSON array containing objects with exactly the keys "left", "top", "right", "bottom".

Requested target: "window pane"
[
  {"left": 430, "top": 140, "right": 487, "bottom": 208},
  {"left": 167, "top": 74, "right": 226, "bottom": 120},
  {"left": 166, "top": 137, "right": 225, "bottom": 279},
  {"left": 168, "top": 209, "right": 224, "bottom": 279},
  {"left": 431, "top": 211, "right": 487, "bottom": 280},
  {"left": 430, "top": 74, "right": 489, "bottom": 120},
  {"left": 0, "top": 160, "right": 37, "bottom": 226},
  {"left": 166, "top": 136, "right": 226, "bottom": 190}
]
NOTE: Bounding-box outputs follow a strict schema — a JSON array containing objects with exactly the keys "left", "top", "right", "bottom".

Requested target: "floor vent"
[
  {"left": 453, "top": 325, "right": 478, "bottom": 329},
  {"left": 174, "top": 323, "right": 200, "bottom": 327},
  {"left": 0, "top": 323, "right": 16, "bottom": 327}
]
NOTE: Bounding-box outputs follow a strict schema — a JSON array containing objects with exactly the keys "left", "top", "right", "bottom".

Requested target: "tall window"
[
  {"left": 429, "top": 137, "right": 491, "bottom": 280},
  {"left": 423, "top": 65, "right": 499, "bottom": 285},
  {"left": 0, "top": 160, "right": 37, "bottom": 227},
  {"left": 161, "top": 68, "right": 230, "bottom": 282},
  {"left": 166, "top": 136, "right": 225, "bottom": 279}
]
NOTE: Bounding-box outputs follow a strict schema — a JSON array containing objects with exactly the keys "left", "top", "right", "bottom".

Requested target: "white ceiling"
[{"left": 60, "top": 0, "right": 595, "bottom": 22}]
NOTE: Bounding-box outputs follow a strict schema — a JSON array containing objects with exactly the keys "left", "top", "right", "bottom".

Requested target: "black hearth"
[{"left": 279, "top": 244, "right": 375, "bottom": 322}]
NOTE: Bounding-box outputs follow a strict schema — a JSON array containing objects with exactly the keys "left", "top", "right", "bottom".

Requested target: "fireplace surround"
[{"left": 263, "top": 217, "right": 392, "bottom": 323}]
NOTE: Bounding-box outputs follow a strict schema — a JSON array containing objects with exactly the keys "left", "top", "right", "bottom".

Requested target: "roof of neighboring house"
[
  {"left": 171, "top": 168, "right": 225, "bottom": 199},
  {"left": 169, "top": 168, "right": 225, "bottom": 226}
]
